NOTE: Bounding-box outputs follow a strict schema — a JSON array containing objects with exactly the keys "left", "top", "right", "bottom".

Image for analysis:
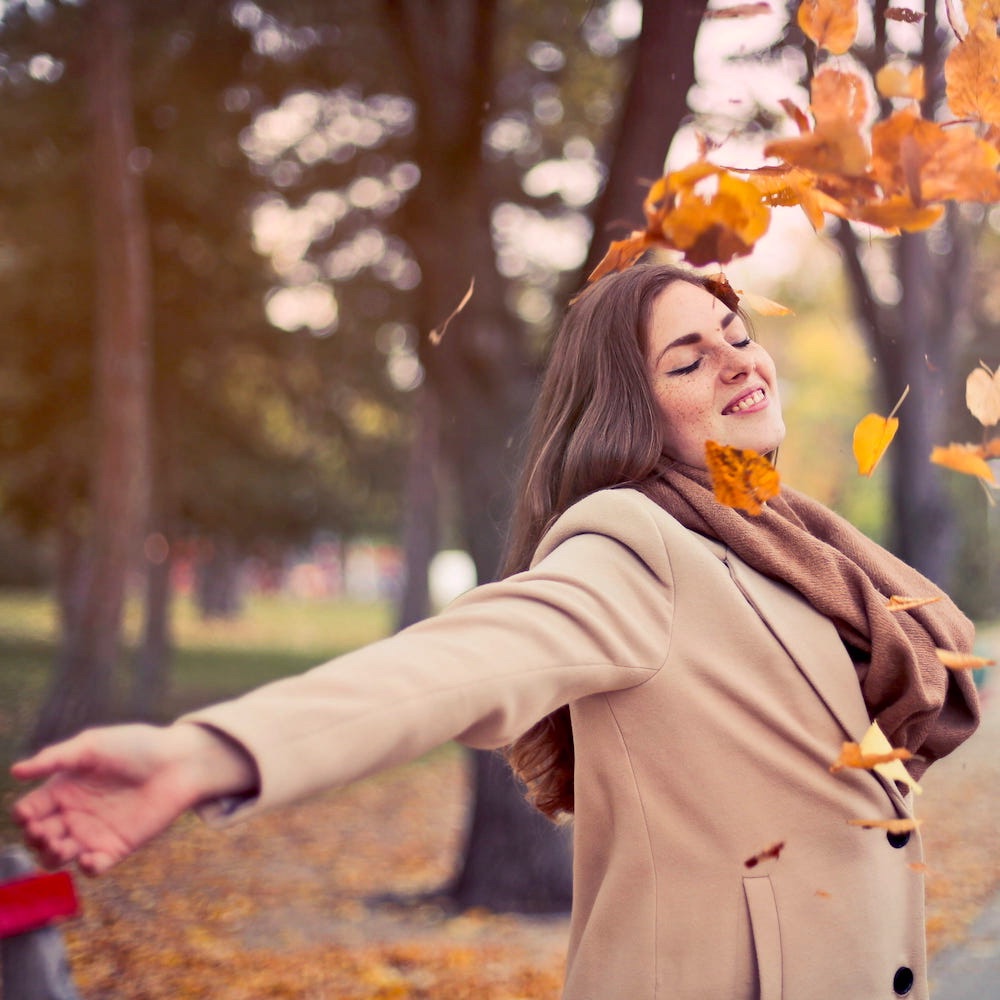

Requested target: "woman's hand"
[{"left": 10, "top": 723, "right": 258, "bottom": 875}]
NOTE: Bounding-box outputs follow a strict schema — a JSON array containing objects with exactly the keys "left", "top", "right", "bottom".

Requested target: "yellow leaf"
[
  {"left": 704, "top": 441, "right": 781, "bottom": 515},
  {"left": 945, "top": 23, "right": 1000, "bottom": 127},
  {"left": 853, "top": 385, "right": 908, "bottom": 476},
  {"left": 936, "top": 648, "right": 997, "bottom": 669},
  {"left": 798, "top": 0, "right": 859, "bottom": 54},
  {"left": 930, "top": 443, "right": 997, "bottom": 483},
  {"left": 887, "top": 594, "right": 942, "bottom": 612},
  {"left": 966, "top": 363, "right": 1000, "bottom": 426},
  {"left": 875, "top": 62, "right": 925, "bottom": 101},
  {"left": 848, "top": 817, "right": 923, "bottom": 833},
  {"left": 739, "top": 291, "right": 794, "bottom": 316}
]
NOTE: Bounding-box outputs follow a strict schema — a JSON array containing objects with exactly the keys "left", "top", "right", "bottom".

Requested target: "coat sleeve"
[{"left": 181, "top": 511, "right": 675, "bottom": 825}]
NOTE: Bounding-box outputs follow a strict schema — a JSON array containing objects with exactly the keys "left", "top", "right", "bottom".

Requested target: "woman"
[{"left": 12, "top": 264, "right": 979, "bottom": 1000}]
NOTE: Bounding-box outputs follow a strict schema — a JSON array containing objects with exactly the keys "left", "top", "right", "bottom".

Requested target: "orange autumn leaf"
[
  {"left": 929, "top": 443, "right": 996, "bottom": 483},
  {"left": 936, "top": 648, "right": 997, "bottom": 669},
  {"left": 849, "top": 197, "right": 944, "bottom": 232},
  {"left": 705, "top": 441, "right": 781, "bottom": 515},
  {"left": 966, "top": 363, "right": 1000, "bottom": 427},
  {"left": 875, "top": 62, "right": 925, "bottom": 101},
  {"left": 765, "top": 120, "right": 870, "bottom": 177},
  {"left": 744, "top": 841, "right": 785, "bottom": 868},
  {"left": 887, "top": 594, "right": 942, "bottom": 612},
  {"left": 703, "top": 271, "right": 742, "bottom": 311},
  {"left": 848, "top": 817, "right": 923, "bottom": 833},
  {"left": 798, "top": 0, "right": 859, "bottom": 55},
  {"left": 853, "top": 385, "right": 909, "bottom": 476},
  {"left": 811, "top": 67, "right": 869, "bottom": 128},
  {"left": 655, "top": 167, "right": 771, "bottom": 267},
  {"left": 831, "top": 742, "right": 913, "bottom": 773},
  {"left": 945, "top": 22, "right": 1000, "bottom": 126},
  {"left": 588, "top": 231, "right": 656, "bottom": 282},
  {"left": 739, "top": 291, "right": 794, "bottom": 316}
]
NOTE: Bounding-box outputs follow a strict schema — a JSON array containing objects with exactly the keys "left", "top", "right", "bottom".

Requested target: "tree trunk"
[
  {"left": 195, "top": 536, "right": 243, "bottom": 620},
  {"left": 583, "top": 0, "right": 708, "bottom": 275},
  {"left": 394, "top": 388, "right": 441, "bottom": 630},
  {"left": 31, "top": 0, "right": 152, "bottom": 748}
]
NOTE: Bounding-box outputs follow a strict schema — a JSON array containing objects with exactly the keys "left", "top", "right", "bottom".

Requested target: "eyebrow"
[{"left": 653, "top": 310, "right": 739, "bottom": 366}]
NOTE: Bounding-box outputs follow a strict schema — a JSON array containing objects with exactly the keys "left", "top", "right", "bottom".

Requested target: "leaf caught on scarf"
[
  {"left": 853, "top": 385, "right": 909, "bottom": 476},
  {"left": 886, "top": 594, "right": 942, "bottom": 612},
  {"left": 830, "top": 742, "right": 913, "bottom": 772},
  {"left": 935, "top": 649, "right": 997, "bottom": 670},
  {"left": 744, "top": 841, "right": 785, "bottom": 868},
  {"left": 831, "top": 721, "right": 921, "bottom": 794},
  {"left": 704, "top": 441, "right": 781, "bottom": 515},
  {"left": 848, "top": 817, "right": 923, "bottom": 833}
]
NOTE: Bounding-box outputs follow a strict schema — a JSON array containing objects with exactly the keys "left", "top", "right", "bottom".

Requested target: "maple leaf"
[
  {"left": 936, "top": 648, "right": 997, "bottom": 669},
  {"left": 704, "top": 440, "right": 781, "bottom": 514},
  {"left": 966, "top": 362, "right": 1000, "bottom": 426},
  {"left": 853, "top": 385, "right": 909, "bottom": 476},
  {"left": 798, "top": 0, "right": 859, "bottom": 55},
  {"left": 886, "top": 594, "right": 943, "bottom": 612},
  {"left": 945, "top": 23, "right": 1000, "bottom": 126},
  {"left": 930, "top": 443, "right": 997, "bottom": 483},
  {"left": 848, "top": 817, "right": 923, "bottom": 833}
]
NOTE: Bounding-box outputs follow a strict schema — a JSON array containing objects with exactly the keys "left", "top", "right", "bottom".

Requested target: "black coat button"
[
  {"left": 887, "top": 829, "right": 911, "bottom": 848},
  {"left": 893, "top": 966, "right": 914, "bottom": 995}
]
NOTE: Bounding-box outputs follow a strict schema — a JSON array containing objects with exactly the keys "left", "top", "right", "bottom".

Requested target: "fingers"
[{"left": 10, "top": 734, "right": 92, "bottom": 783}]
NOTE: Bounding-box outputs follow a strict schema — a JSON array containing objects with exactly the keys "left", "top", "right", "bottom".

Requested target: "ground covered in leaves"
[{"left": 34, "top": 662, "right": 998, "bottom": 999}]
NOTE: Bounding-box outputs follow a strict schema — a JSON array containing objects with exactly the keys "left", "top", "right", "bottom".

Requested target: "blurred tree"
[{"left": 29, "top": 0, "right": 153, "bottom": 748}]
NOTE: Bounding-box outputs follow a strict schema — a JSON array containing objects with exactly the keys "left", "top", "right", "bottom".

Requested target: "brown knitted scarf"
[{"left": 638, "top": 462, "right": 980, "bottom": 778}]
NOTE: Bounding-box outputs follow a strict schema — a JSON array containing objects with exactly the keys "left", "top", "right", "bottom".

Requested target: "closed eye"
[
  {"left": 667, "top": 358, "right": 701, "bottom": 376},
  {"left": 733, "top": 337, "right": 752, "bottom": 348}
]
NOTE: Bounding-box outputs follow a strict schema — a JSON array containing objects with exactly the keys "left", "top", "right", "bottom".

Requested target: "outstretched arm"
[{"left": 10, "top": 723, "right": 258, "bottom": 875}]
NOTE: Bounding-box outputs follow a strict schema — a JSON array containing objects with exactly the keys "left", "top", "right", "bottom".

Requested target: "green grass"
[{"left": 0, "top": 588, "right": 393, "bottom": 840}]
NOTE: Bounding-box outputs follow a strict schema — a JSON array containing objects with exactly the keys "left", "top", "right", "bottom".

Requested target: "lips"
[{"left": 722, "top": 387, "right": 766, "bottom": 415}]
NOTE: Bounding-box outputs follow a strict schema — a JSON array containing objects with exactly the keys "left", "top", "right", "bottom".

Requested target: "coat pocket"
[{"left": 743, "top": 875, "right": 782, "bottom": 1000}]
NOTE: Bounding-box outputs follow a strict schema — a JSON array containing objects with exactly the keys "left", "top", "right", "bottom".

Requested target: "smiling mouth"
[{"left": 723, "top": 388, "right": 766, "bottom": 415}]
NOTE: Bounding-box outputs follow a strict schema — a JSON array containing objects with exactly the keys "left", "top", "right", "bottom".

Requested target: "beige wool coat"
[{"left": 185, "top": 488, "right": 947, "bottom": 1000}]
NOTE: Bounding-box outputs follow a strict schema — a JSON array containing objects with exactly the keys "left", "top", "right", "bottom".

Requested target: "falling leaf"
[
  {"left": 887, "top": 594, "right": 942, "bottom": 612},
  {"left": 704, "top": 441, "right": 781, "bottom": 515},
  {"left": 744, "top": 841, "right": 785, "bottom": 868},
  {"left": 930, "top": 443, "right": 997, "bottom": 483},
  {"left": 703, "top": 271, "right": 742, "bottom": 311},
  {"left": 587, "top": 231, "right": 656, "bottom": 282},
  {"left": 885, "top": 6, "right": 924, "bottom": 22},
  {"left": 945, "top": 23, "right": 1000, "bottom": 126},
  {"left": 853, "top": 385, "right": 909, "bottom": 476},
  {"left": 936, "top": 648, "right": 997, "bottom": 669},
  {"left": 815, "top": 889, "right": 833, "bottom": 898},
  {"left": 779, "top": 98, "right": 812, "bottom": 134},
  {"left": 739, "top": 291, "right": 794, "bottom": 316},
  {"left": 765, "top": 120, "right": 870, "bottom": 177},
  {"left": 832, "top": 721, "right": 922, "bottom": 794},
  {"left": 428, "top": 278, "right": 475, "bottom": 345},
  {"left": 798, "top": 0, "right": 859, "bottom": 54},
  {"left": 908, "top": 862, "right": 932, "bottom": 874},
  {"left": 876, "top": 62, "right": 926, "bottom": 101},
  {"left": 811, "top": 68, "right": 870, "bottom": 128},
  {"left": 831, "top": 742, "right": 913, "bottom": 773},
  {"left": 966, "top": 363, "right": 1000, "bottom": 426},
  {"left": 848, "top": 817, "right": 923, "bottom": 832},
  {"left": 704, "top": 2, "right": 772, "bottom": 17}
]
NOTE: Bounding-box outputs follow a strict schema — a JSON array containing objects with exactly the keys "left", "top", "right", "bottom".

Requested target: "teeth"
[{"left": 726, "top": 388, "right": 765, "bottom": 414}]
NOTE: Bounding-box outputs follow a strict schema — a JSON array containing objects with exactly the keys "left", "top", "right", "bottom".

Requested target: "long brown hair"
[{"left": 501, "top": 263, "right": 729, "bottom": 818}]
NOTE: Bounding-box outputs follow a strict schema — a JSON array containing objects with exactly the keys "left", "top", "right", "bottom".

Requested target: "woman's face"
[{"left": 646, "top": 281, "right": 785, "bottom": 468}]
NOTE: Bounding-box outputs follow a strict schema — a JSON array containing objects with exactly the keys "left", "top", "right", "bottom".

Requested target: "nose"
[{"left": 720, "top": 344, "right": 753, "bottom": 381}]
